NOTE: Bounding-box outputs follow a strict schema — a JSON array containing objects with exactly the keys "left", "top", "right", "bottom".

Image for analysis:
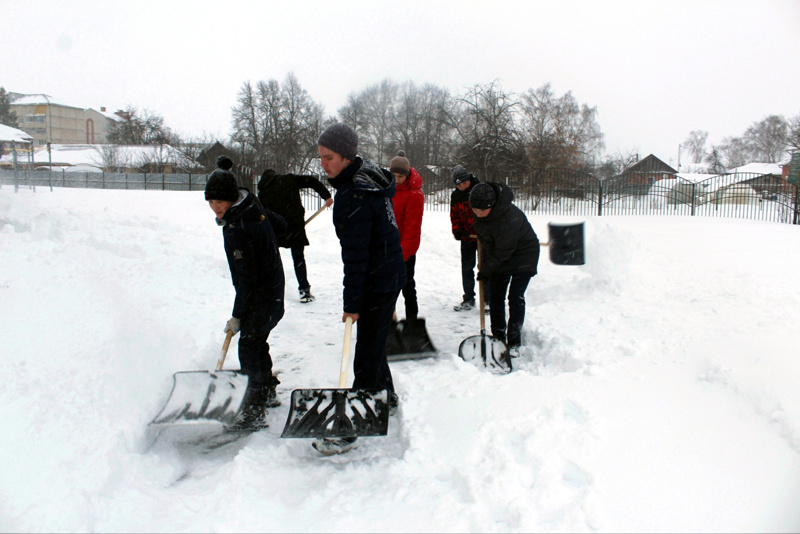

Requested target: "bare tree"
[
  {"left": 230, "top": 73, "right": 326, "bottom": 174},
  {"left": 107, "top": 106, "right": 175, "bottom": 145},
  {"left": 683, "top": 130, "right": 709, "bottom": 163},
  {"left": 596, "top": 149, "right": 640, "bottom": 180},
  {"left": 338, "top": 80, "right": 397, "bottom": 164},
  {"left": 703, "top": 146, "right": 727, "bottom": 174},
  {"left": 389, "top": 81, "right": 454, "bottom": 169},
  {"left": 717, "top": 136, "right": 750, "bottom": 169},
  {"left": 743, "top": 115, "right": 789, "bottom": 163},
  {"left": 785, "top": 111, "right": 800, "bottom": 151},
  {"left": 442, "top": 80, "right": 523, "bottom": 183},
  {"left": 518, "top": 83, "right": 604, "bottom": 177}
]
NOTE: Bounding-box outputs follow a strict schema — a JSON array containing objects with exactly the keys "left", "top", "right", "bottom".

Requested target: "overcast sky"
[{"left": 4, "top": 0, "right": 799, "bottom": 166}]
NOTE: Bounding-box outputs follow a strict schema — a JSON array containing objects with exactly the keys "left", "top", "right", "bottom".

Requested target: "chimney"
[{"left": 101, "top": 107, "right": 106, "bottom": 112}]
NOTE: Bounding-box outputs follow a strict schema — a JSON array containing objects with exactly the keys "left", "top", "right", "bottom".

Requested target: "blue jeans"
[{"left": 488, "top": 272, "right": 533, "bottom": 347}]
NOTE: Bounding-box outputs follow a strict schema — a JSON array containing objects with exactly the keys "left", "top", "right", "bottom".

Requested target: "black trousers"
[
  {"left": 398, "top": 255, "right": 418, "bottom": 320},
  {"left": 488, "top": 272, "right": 533, "bottom": 347},
  {"left": 238, "top": 295, "right": 284, "bottom": 387},
  {"left": 290, "top": 245, "right": 310, "bottom": 291},
  {"left": 352, "top": 289, "right": 400, "bottom": 394}
]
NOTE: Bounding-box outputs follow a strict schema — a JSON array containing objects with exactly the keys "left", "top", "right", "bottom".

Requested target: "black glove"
[
  {"left": 476, "top": 271, "right": 489, "bottom": 282},
  {"left": 453, "top": 230, "right": 465, "bottom": 241}
]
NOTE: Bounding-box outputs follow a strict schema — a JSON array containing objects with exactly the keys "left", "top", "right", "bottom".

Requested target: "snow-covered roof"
[
  {"left": 9, "top": 93, "right": 84, "bottom": 109},
  {"left": 0, "top": 123, "right": 34, "bottom": 143},
  {"left": 730, "top": 162, "right": 783, "bottom": 175}
]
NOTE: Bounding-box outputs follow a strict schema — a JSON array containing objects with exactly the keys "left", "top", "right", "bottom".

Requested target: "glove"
[
  {"left": 224, "top": 317, "right": 240, "bottom": 334},
  {"left": 476, "top": 271, "right": 489, "bottom": 282},
  {"left": 453, "top": 230, "right": 465, "bottom": 241}
]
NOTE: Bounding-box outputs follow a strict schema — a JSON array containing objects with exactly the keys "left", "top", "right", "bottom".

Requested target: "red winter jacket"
[{"left": 392, "top": 167, "right": 424, "bottom": 261}]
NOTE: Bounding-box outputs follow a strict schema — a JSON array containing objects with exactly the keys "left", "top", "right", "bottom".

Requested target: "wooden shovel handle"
[
  {"left": 477, "top": 239, "right": 486, "bottom": 332},
  {"left": 338, "top": 316, "right": 354, "bottom": 387},
  {"left": 304, "top": 205, "right": 327, "bottom": 226},
  {"left": 216, "top": 329, "right": 235, "bottom": 371}
]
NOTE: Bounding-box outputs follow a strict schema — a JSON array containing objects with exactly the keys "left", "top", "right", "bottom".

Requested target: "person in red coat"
[{"left": 389, "top": 151, "right": 424, "bottom": 320}]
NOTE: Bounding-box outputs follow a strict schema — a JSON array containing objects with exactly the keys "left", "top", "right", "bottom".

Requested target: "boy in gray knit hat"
[{"left": 313, "top": 123, "right": 406, "bottom": 456}]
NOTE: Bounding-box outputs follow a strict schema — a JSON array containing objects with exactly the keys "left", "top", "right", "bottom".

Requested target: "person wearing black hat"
[
  {"left": 469, "top": 181, "right": 540, "bottom": 357},
  {"left": 205, "top": 155, "right": 288, "bottom": 430},
  {"left": 257, "top": 168, "right": 333, "bottom": 303},
  {"left": 314, "top": 123, "right": 406, "bottom": 455},
  {"left": 449, "top": 165, "right": 490, "bottom": 311}
]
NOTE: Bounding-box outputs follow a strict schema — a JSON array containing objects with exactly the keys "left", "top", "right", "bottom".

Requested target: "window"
[{"left": 26, "top": 114, "right": 45, "bottom": 123}]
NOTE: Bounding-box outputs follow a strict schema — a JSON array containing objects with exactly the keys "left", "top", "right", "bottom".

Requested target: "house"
[
  {"left": 0, "top": 124, "right": 35, "bottom": 166},
  {"left": 8, "top": 93, "right": 122, "bottom": 146},
  {"left": 196, "top": 141, "right": 237, "bottom": 171},
  {"left": 604, "top": 154, "right": 677, "bottom": 195}
]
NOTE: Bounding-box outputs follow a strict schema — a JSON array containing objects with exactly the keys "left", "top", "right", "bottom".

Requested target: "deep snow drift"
[{"left": 1, "top": 186, "right": 799, "bottom": 533}]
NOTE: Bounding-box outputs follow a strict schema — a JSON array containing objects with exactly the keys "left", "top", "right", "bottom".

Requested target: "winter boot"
[
  {"left": 312, "top": 436, "right": 358, "bottom": 456},
  {"left": 453, "top": 299, "right": 475, "bottom": 311},
  {"left": 228, "top": 385, "right": 269, "bottom": 431},
  {"left": 299, "top": 287, "right": 315, "bottom": 303}
]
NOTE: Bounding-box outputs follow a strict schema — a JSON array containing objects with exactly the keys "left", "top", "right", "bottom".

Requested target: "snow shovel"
[
  {"left": 386, "top": 312, "right": 437, "bottom": 361},
  {"left": 149, "top": 329, "right": 250, "bottom": 429},
  {"left": 281, "top": 317, "right": 390, "bottom": 439},
  {"left": 541, "top": 222, "right": 585, "bottom": 265},
  {"left": 458, "top": 239, "right": 511, "bottom": 374}
]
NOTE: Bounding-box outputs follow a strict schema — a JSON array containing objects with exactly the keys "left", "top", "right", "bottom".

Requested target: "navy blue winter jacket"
[
  {"left": 218, "top": 189, "right": 286, "bottom": 319},
  {"left": 327, "top": 157, "right": 406, "bottom": 314}
]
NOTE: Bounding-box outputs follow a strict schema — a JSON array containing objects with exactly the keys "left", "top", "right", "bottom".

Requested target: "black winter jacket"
[
  {"left": 472, "top": 182, "right": 540, "bottom": 277},
  {"left": 327, "top": 157, "right": 406, "bottom": 314},
  {"left": 257, "top": 170, "right": 331, "bottom": 248},
  {"left": 218, "top": 189, "right": 286, "bottom": 319}
]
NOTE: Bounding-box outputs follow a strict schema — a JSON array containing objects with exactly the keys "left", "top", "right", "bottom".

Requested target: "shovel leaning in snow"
[
  {"left": 386, "top": 312, "right": 437, "bottom": 361},
  {"left": 149, "top": 329, "right": 250, "bottom": 429},
  {"left": 281, "top": 316, "right": 390, "bottom": 439},
  {"left": 458, "top": 239, "right": 512, "bottom": 373}
]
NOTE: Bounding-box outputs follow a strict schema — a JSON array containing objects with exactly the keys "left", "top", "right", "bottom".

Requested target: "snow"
[
  {"left": 0, "top": 124, "right": 33, "bottom": 143},
  {"left": 1, "top": 185, "right": 799, "bottom": 533}
]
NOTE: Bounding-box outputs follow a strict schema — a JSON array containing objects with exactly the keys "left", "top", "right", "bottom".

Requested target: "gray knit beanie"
[
  {"left": 451, "top": 165, "right": 473, "bottom": 185},
  {"left": 317, "top": 122, "right": 358, "bottom": 160}
]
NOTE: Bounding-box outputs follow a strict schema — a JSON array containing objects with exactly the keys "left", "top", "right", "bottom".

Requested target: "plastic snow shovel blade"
[
  {"left": 548, "top": 222, "right": 585, "bottom": 265},
  {"left": 281, "top": 388, "right": 390, "bottom": 438},
  {"left": 149, "top": 370, "right": 249, "bottom": 427},
  {"left": 458, "top": 334, "right": 512, "bottom": 374},
  {"left": 387, "top": 318, "right": 437, "bottom": 361}
]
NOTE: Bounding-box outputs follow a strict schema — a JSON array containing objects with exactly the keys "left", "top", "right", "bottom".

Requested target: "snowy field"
[{"left": 1, "top": 186, "right": 799, "bottom": 533}]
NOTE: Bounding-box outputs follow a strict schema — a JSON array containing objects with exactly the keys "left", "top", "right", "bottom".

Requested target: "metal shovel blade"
[
  {"left": 281, "top": 388, "right": 389, "bottom": 439},
  {"left": 458, "top": 333, "right": 512, "bottom": 374},
  {"left": 387, "top": 318, "right": 437, "bottom": 361},
  {"left": 149, "top": 370, "right": 249, "bottom": 427},
  {"left": 548, "top": 222, "right": 585, "bottom": 265}
]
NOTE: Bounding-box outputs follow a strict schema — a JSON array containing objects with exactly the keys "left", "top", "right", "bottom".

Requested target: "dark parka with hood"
[
  {"left": 257, "top": 169, "right": 332, "bottom": 249},
  {"left": 472, "top": 181, "right": 540, "bottom": 277},
  {"left": 327, "top": 157, "right": 407, "bottom": 314}
]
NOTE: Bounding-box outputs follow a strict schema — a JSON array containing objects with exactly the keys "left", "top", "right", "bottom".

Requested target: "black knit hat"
[
  {"left": 469, "top": 183, "right": 496, "bottom": 209},
  {"left": 451, "top": 165, "right": 473, "bottom": 185},
  {"left": 216, "top": 155, "right": 234, "bottom": 170},
  {"left": 205, "top": 169, "right": 239, "bottom": 202},
  {"left": 317, "top": 122, "right": 358, "bottom": 160},
  {"left": 389, "top": 150, "right": 410, "bottom": 176}
]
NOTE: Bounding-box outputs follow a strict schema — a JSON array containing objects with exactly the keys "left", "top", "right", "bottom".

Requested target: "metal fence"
[{"left": 3, "top": 167, "right": 798, "bottom": 225}]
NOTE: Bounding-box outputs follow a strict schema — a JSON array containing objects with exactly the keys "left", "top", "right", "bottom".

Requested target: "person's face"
[
  {"left": 393, "top": 172, "right": 408, "bottom": 185},
  {"left": 456, "top": 179, "right": 471, "bottom": 191},
  {"left": 472, "top": 207, "right": 491, "bottom": 218},
  {"left": 318, "top": 145, "right": 351, "bottom": 178},
  {"left": 209, "top": 199, "right": 233, "bottom": 218}
]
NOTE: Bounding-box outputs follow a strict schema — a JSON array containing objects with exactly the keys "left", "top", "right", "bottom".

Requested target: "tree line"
[{"left": 3, "top": 79, "right": 798, "bottom": 181}]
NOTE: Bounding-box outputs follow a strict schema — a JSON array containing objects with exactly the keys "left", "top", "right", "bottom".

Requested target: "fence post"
[
  {"left": 597, "top": 182, "right": 603, "bottom": 216},
  {"left": 691, "top": 182, "right": 697, "bottom": 216}
]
